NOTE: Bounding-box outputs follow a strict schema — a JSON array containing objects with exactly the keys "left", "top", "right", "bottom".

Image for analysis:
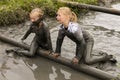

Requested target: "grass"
[{"left": 0, "top": 0, "right": 98, "bottom": 26}]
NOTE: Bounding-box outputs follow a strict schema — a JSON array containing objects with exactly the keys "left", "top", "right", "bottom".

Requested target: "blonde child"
[
  {"left": 52, "top": 7, "right": 85, "bottom": 64},
  {"left": 52, "top": 7, "right": 112, "bottom": 64},
  {"left": 17, "top": 8, "right": 53, "bottom": 56}
]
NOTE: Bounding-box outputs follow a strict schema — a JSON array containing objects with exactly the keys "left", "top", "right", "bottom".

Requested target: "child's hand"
[
  {"left": 72, "top": 57, "right": 79, "bottom": 64},
  {"left": 51, "top": 53, "right": 60, "bottom": 58}
]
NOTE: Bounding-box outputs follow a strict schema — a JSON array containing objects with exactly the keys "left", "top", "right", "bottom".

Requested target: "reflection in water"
[
  {"left": 0, "top": 54, "right": 35, "bottom": 80},
  {"left": 60, "top": 69, "right": 71, "bottom": 79},
  {"left": 49, "top": 66, "right": 71, "bottom": 80},
  {"left": 22, "top": 56, "right": 99, "bottom": 80},
  {"left": 25, "top": 62, "right": 38, "bottom": 71},
  {"left": 49, "top": 66, "right": 57, "bottom": 80},
  {"left": 23, "top": 57, "right": 51, "bottom": 80}
]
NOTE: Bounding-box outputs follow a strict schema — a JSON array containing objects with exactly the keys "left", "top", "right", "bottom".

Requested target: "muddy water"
[
  {"left": 0, "top": 17, "right": 99, "bottom": 80},
  {"left": 0, "top": 3, "right": 120, "bottom": 80},
  {"left": 80, "top": 3, "right": 120, "bottom": 75},
  {"left": 0, "top": 20, "right": 100, "bottom": 80}
]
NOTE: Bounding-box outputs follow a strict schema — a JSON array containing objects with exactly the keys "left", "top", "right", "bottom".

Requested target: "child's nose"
[{"left": 31, "top": 19, "right": 35, "bottom": 22}]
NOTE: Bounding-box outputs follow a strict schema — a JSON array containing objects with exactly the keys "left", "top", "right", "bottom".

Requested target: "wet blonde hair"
[
  {"left": 30, "top": 8, "right": 44, "bottom": 17},
  {"left": 57, "top": 7, "right": 78, "bottom": 22}
]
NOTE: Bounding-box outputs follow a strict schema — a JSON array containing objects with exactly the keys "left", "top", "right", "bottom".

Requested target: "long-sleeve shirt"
[
  {"left": 22, "top": 21, "right": 53, "bottom": 51},
  {"left": 55, "top": 22, "right": 85, "bottom": 60}
]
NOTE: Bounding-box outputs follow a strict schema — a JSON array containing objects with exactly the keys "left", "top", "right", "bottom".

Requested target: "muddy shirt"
[
  {"left": 55, "top": 22, "right": 85, "bottom": 59},
  {"left": 21, "top": 21, "right": 53, "bottom": 51}
]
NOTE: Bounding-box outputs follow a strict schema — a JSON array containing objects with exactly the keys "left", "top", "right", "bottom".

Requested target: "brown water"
[{"left": 0, "top": 3, "right": 120, "bottom": 80}]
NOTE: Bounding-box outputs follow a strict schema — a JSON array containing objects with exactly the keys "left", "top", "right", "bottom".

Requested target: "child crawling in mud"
[
  {"left": 52, "top": 7, "right": 114, "bottom": 64},
  {"left": 6, "top": 8, "right": 53, "bottom": 56}
]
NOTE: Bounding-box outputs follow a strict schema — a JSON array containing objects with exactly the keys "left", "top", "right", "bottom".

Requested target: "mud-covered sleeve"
[
  {"left": 73, "top": 26, "right": 84, "bottom": 42},
  {"left": 55, "top": 29, "right": 65, "bottom": 54},
  {"left": 21, "top": 26, "right": 32, "bottom": 40},
  {"left": 44, "top": 26, "right": 53, "bottom": 51},
  {"left": 73, "top": 26, "right": 85, "bottom": 60}
]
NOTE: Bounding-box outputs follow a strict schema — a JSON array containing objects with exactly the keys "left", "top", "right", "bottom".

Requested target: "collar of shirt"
[
  {"left": 60, "top": 22, "right": 79, "bottom": 33},
  {"left": 67, "top": 22, "right": 78, "bottom": 33}
]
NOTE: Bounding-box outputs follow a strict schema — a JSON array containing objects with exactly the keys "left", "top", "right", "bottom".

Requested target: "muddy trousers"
[
  {"left": 17, "top": 37, "right": 39, "bottom": 56},
  {"left": 84, "top": 42, "right": 110, "bottom": 65}
]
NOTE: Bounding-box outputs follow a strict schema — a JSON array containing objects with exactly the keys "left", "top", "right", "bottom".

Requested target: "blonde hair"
[
  {"left": 57, "top": 7, "right": 78, "bottom": 22},
  {"left": 30, "top": 8, "right": 44, "bottom": 17}
]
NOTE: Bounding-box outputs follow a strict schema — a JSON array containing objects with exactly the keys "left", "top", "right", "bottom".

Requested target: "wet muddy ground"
[
  {"left": 0, "top": 3, "right": 120, "bottom": 80},
  {"left": 0, "top": 19, "right": 100, "bottom": 80}
]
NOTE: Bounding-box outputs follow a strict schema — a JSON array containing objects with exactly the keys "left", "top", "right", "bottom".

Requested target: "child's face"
[
  {"left": 30, "top": 12, "right": 40, "bottom": 22},
  {"left": 56, "top": 11, "right": 69, "bottom": 24}
]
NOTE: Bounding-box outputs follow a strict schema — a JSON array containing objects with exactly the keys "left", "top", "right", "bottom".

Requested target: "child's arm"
[
  {"left": 21, "top": 26, "right": 31, "bottom": 40},
  {"left": 55, "top": 29, "right": 65, "bottom": 54},
  {"left": 44, "top": 25, "right": 53, "bottom": 52}
]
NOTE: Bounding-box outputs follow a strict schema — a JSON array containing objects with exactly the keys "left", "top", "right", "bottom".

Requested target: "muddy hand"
[
  {"left": 51, "top": 53, "right": 60, "bottom": 58},
  {"left": 72, "top": 57, "right": 79, "bottom": 64}
]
